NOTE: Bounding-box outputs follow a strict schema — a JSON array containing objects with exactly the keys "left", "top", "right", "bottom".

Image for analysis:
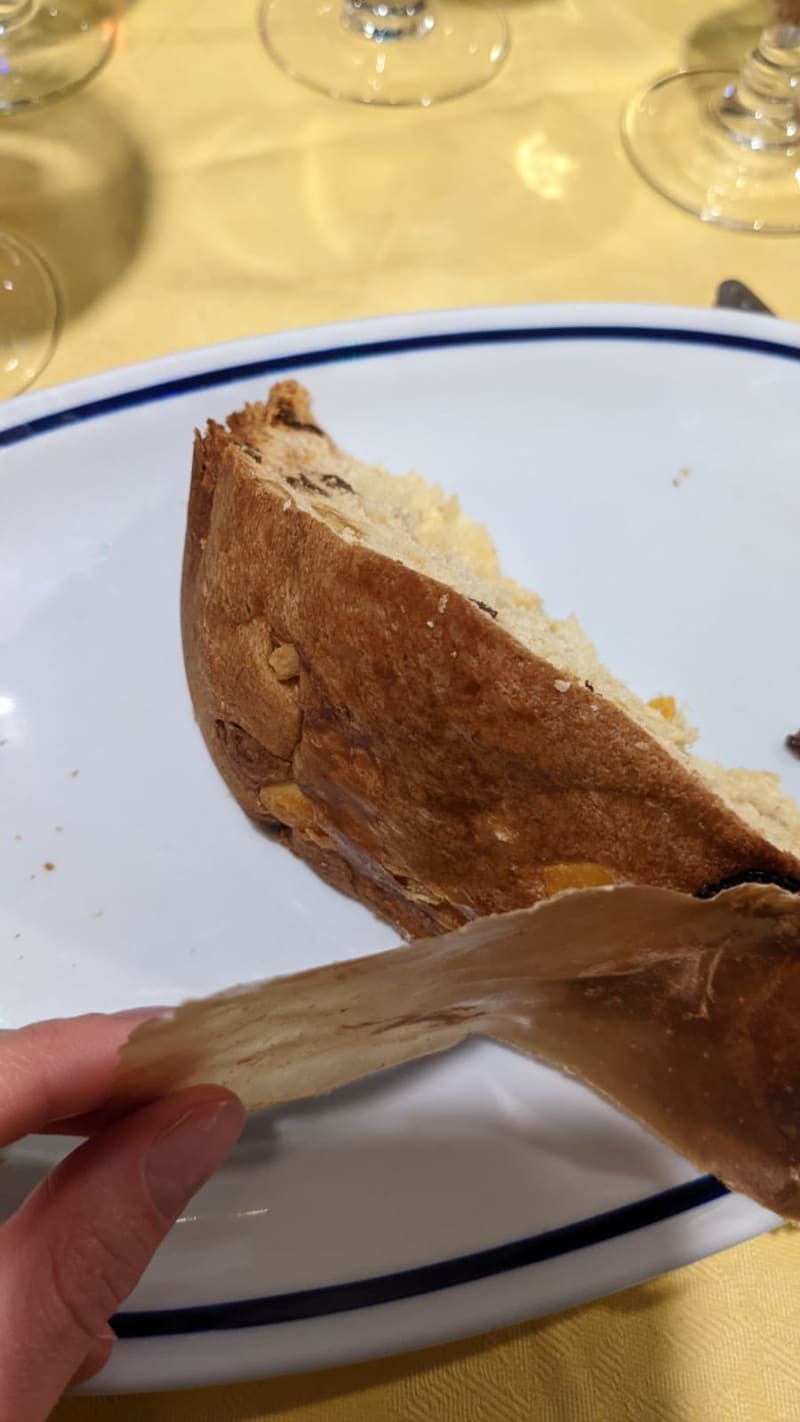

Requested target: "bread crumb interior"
[{"left": 242, "top": 407, "right": 800, "bottom": 860}]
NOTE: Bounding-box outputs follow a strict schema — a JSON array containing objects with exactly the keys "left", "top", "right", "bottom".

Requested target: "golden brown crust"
[{"left": 182, "top": 383, "right": 800, "bottom": 939}]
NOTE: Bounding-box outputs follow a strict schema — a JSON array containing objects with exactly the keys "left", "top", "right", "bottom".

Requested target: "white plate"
[{"left": 2, "top": 305, "right": 798, "bottom": 1394}]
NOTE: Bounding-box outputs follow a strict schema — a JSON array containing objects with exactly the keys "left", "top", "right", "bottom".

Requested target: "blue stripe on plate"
[
  {"left": 113, "top": 1175, "right": 728, "bottom": 1337},
  {"left": 5, "top": 319, "right": 770, "bottom": 1337},
  {"left": 2, "top": 323, "right": 800, "bottom": 452}
]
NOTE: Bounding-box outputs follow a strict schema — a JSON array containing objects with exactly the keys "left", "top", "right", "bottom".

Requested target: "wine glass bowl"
[
  {"left": 0, "top": 1, "right": 119, "bottom": 398},
  {"left": 0, "top": 0, "right": 117, "bottom": 115},
  {"left": 0, "top": 231, "right": 58, "bottom": 397},
  {"left": 259, "top": 0, "right": 509, "bottom": 107}
]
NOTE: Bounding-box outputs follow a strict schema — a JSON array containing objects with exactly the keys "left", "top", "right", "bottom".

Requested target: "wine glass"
[
  {"left": 0, "top": 0, "right": 117, "bottom": 113},
  {"left": 623, "top": 1, "right": 800, "bottom": 233},
  {"left": 259, "top": 0, "right": 509, "bottom": 107},
  {"left": 0, "top": 230, "right": 58, "bottom": 396}
]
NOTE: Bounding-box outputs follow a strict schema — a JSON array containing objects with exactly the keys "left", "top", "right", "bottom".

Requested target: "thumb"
[{"left": 0, "top": 1085, "right": 244, "bottom": 1422}]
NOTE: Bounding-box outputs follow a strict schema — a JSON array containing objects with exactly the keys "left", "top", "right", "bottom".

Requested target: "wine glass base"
[
  {"left": 0, "top": 1, "right": 116, "bottom": 115},
  {"left": 0, "top": 233, "right": 59, "bottom": 397},
  {"left": 259, "top": 0, "right": 508, "bottom": 107},
  {"left": 623, "top": 69, "right": 800, "bottom": 234}
]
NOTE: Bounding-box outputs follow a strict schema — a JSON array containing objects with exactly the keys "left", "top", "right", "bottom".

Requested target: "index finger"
[{"left": 0, "top": 1011, "right": 166, "bottom": 1146}]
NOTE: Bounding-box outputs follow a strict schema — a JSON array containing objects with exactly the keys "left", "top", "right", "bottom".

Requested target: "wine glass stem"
[
  {"left": 715, "top": 8, "right": 800, "bottom": 148},
  {"left": 342, "top": 1, "right": 434, "bottom": 41},
  {"left": 0, "top": 0, "right": 39, "bottom": 37}
]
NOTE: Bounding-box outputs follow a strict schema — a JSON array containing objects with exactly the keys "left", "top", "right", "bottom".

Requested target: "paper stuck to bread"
[{"left": 114, "top": 882, "right": 800, "bottom": 1220}]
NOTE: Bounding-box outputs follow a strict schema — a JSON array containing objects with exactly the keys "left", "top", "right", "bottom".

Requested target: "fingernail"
[{"left": 144, "top": 1098, "right": 244, "bottom": 1220}]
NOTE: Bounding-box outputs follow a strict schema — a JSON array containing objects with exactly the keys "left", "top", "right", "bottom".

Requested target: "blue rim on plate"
[
  {"left": 3, "top": 322, "right": 800, "bottom": 453},
  {"left": 114, "top": 1176, "right": 728, "bottom": 1338},
  {"left": 5, "top": 319, "right": 796, "bottom": 1338}
]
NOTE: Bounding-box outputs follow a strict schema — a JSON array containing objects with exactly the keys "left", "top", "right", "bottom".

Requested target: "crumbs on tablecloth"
[
  {"left": 70, "top": 770, "right": 79, "bottom": 778},
  {"left": 672, "top": 467, "right": 690, "bottom": 488},
  {"left": 43, "top": 862, "right": 55, "bottom": 872},
  {"left": 786, "top": 731, "right": 800, "bottom": 760}
]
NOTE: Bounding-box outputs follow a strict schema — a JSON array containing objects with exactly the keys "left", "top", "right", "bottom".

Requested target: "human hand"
[{"left": 0, "top": 1011, "right": 244, "bottom": 1421}]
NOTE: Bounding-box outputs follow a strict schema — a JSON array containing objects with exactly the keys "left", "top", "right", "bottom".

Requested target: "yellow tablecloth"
[{"left": 4, "top": 0, "right": 797, "bottom": 1414}]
